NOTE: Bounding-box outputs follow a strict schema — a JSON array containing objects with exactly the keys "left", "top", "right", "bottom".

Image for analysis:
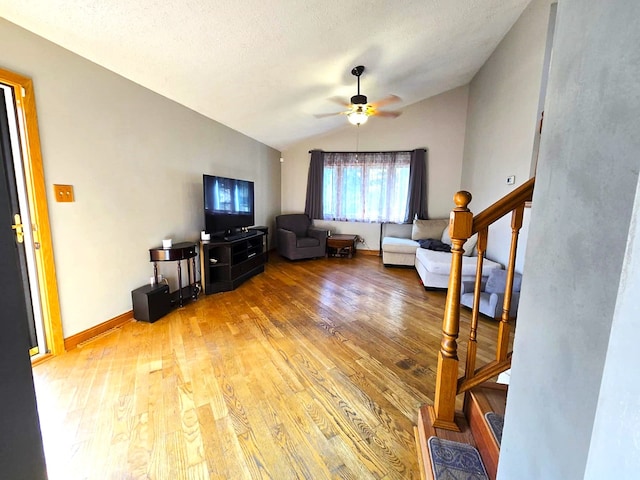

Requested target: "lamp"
[{"left": 347, "top": 105, "right": 369, "bottom": 126}]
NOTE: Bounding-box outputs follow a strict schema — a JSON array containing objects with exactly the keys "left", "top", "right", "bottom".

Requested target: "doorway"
[
  {"left": 0, "top": 67, "right": 64, "bottom": 359},
  {"left": 0, "top": 83, "right": 44, "bottom": 354}
]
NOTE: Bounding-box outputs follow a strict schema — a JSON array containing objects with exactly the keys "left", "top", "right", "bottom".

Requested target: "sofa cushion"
[
  {"left": 411, "top": 219, "right": 449, "bottom": 240},
  {"left": 441, "top": 227, "right": 478, "bottom": 257},
  {"left": 416, "top": 248, "right": 503, "bottom": 276},
  {"left": 296, "top": 237, "right": 320, "bottom": 248},
  {"left": 384, "top": 222, "right": 413, "bottom": 238},
  {"left": 382, "top": 236, "right": 420, "bottom": 254}
]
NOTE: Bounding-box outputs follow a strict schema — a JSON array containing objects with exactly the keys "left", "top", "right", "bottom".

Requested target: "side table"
[
  {"left": 149, "top": 242, "right": 199, "bottom": 307},
  {"left": 326, "top": 234, "right": 358, "bottom": 258}
]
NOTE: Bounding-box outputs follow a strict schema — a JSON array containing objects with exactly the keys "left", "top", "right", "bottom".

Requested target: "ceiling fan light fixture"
[
  {"left": 314, "top": 65, "right": 401, "bottom": 125},
  {"left": 347, "top": 108, "right": 368, "bottom": 126}
]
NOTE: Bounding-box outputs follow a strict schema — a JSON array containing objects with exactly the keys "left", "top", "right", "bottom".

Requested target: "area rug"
[
  {"left": 485, "top": 412, "right": 504, "bottom": 446},
  {"left": 427, "top": 436, "right": 489, "bottom": 480}
]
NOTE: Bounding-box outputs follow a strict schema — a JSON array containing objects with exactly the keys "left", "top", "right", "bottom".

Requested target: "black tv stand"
[
  {"left": 199, "top": 232, "right": 266, "bottom": 294},
  {"left": 223, "top": 230, "right": 258, "bottom": 242}
]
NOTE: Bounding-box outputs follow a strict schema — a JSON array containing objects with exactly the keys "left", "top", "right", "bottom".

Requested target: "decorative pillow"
[
  {"left": 463, "top": 233, "right": 478, "bottom": 256},
  {"left": 441, "top": 226, "right": 451, "bottom": 245},
  {"left": 441, "top": 227, "right": 478, "bottom": 257},
  {"left": 411, "top": 219, "right": 448, "bottom": 241},
  {"left": 485, "top": 270, "right": 523, "bottom": 294}
]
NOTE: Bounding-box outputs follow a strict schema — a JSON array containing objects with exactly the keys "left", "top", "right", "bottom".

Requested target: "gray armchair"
[
  {"left": 460, "top": 269, "right": 523, "bottom": 319},
  {"left": 276, "top": 214, "right": 328, "bottom": 260}
]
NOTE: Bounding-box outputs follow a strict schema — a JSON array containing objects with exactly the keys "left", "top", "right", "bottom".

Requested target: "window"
[{"left": 322, "top": 151, "right": 410, "bottom": 223}]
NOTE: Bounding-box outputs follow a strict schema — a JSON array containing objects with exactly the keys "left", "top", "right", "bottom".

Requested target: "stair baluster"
[
  {"left": 496, "top": 205, "right": 524, "bottom": 361},
  {"left": 465, "top": 227, "right": 488, "bottom": 380}
]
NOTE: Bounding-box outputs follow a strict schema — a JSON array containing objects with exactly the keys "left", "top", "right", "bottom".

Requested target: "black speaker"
[{"left": 131, "top": 283, "right": 171, "bottom": 323}]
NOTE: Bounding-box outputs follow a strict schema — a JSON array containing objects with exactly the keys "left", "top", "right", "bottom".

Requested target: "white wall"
[
  {"left": 281, "top": 86, "right": 469, "bottom": 250},
  {"left": 0, "top": 19, "right": 281, "bottom": 338},
  {"left": 584, "top": 173, "right": 640, "bottom": 478},
  {"left": 461, "top": 0, "right": 555, "bottom": 270},
  {"left": 500, "top": 0, "right": 640, "bottom": 477}
]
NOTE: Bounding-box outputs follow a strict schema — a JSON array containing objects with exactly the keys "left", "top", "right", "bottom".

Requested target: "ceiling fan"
[{"left": 315, "top": 65, "right": 402, "bottom": 126}]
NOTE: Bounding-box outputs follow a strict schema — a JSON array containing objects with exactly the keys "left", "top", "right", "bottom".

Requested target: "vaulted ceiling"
[{"left": 0, "top": 0, "right": 530, "bottom": 150}]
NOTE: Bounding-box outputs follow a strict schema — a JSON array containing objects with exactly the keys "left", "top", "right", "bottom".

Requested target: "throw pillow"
[
  {"left": 441, "top": 227, "right": 478, "bottom": 257},
  {"left": 463, "top": 233, "right": 478, "bottom": 256},
  {"left": 411, "top": 219, "right": 448, "bottom": 241},
  {"left": 441, "top": 225, "right": 451, "bottom": 244}
]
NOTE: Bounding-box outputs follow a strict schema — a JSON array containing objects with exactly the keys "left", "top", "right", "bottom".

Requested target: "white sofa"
[{"left": 381, "top": 219, "right": 503, "bottom": 289}]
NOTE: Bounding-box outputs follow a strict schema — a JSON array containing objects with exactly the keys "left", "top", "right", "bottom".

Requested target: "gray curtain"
[
  {"left": 405, "top": 148, "right": 428, "bottom": 221},
  {"left": 304, "top": 150, "right": 324, "bottom": 219}
]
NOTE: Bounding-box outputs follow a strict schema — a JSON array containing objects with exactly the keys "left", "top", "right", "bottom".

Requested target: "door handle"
[{"left": 11, "top": 213, "right": 24, "bottom": 243}]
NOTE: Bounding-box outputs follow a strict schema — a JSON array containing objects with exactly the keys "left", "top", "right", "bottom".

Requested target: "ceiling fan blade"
[
  {"left": 369, "top": 94, "right": 401, "bottom": 109},
  {"left": 314, "top": 111, "right": 347, "bottom": 118},
  {"left": 327, "top": 96, "right": 351, "bottom": 108},
  {"left": 371, "top": 110, "right": 402, "bottom": 118}
]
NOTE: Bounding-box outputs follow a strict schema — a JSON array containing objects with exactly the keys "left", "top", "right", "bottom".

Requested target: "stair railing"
[{"left": 431, "top": 177, "right": 535, "bottom": 430}]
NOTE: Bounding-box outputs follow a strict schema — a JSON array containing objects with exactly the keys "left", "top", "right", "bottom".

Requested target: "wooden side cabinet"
[{"left": 199, "top": 232, "right": 266, "bottom": 294}]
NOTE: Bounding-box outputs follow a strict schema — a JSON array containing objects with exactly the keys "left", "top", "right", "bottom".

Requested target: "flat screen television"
[{"left": 203, "top": 175, "right": 255, "bottom": 236}]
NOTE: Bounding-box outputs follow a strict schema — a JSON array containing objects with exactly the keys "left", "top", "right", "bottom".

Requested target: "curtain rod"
[{"left": 308, "top": 148, "right": 425, "bottom": 154}]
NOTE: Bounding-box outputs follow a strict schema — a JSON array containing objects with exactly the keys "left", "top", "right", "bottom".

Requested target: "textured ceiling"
[{"left": 0, "top": 0, "right": 530, "bottom": 151}]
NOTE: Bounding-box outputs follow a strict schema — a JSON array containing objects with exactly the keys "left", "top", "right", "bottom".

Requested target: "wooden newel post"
[{"left": 432, "top": 191, "right": 473, "bottom": 431}]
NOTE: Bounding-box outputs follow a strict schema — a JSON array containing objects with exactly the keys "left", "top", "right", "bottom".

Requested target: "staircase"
[
  {"left": 416, "top": 383, "right": 507, "bottom": 479},
  {"left": 414, "top": 178, "right": 534, "bottom": 480}
]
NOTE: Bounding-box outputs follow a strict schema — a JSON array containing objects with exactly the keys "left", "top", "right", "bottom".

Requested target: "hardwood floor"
[{"left": 33, "top": 254, "right": 504, "bottom": 480}]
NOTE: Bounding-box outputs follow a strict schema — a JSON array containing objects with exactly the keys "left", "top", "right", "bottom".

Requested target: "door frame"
[{"left": 1, "top": 67, "right": 64, "bottom": 357}]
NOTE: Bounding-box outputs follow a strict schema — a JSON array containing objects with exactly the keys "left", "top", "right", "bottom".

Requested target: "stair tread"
[
  {"left": 469, "top": 382, "right": 508, "bottom": 417},
  {"left": 465, "top": 382, "right": 508, "bottom": 480},
  {"left": 417, "top": 405, "right": 478, "bottom": 480},
  {"left": 484, "top": 412, "right": 504, "bottom": 446},
  {"left": 427, "top": 437, "right": 489, "bottom": 480},
  {"left": 416, "top": 384, "right": 508, "bottom": 480}
]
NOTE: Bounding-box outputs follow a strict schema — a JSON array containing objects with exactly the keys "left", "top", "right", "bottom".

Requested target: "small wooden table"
[
  {"left": 149, "top": 242, "right": 199, "bottom": 307},
  {"left": 326, "top": 234, "right": 358, "bottom": 258}
]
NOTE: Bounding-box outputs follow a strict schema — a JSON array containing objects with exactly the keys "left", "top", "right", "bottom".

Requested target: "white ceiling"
[{"left": 0, "top": 0, "right": 530, "bottom": 151}]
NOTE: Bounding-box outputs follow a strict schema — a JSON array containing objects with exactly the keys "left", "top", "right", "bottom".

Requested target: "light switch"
[{"left": 54, "top": 184, "right": 75, "bottom": 202}]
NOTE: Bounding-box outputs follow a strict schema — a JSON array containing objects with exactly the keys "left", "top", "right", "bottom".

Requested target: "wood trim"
[
  {"left": 416, "top": 406, "right": 437, "bottom": 480},
  {"left": 63, "top": 310, "right": 134, "bottom": 351},
  {"left": 1, "top": 67, "right": 65, "bottom": 355},
  {"left": 356, "top": 249, "right": 379, "bottom": 256},
  {"left": 31, "top": 353, "right": 53, "bottom": 366},
  {"left": 413, "top": 426, "right": 428, "bottom": 480}
]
